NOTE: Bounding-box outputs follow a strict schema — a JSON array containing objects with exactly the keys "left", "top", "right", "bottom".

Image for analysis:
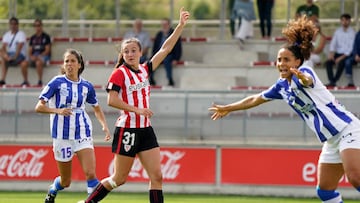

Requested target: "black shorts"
[{"left": 112, "top": 126, "right": 159, "bottom": 157}]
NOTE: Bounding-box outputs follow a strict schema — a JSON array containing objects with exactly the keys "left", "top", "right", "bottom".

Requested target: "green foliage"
[
  {"left": 193, "top": 1, "right": 211, "bottom": 19},
  {"left": 0, "top": 0, "right": 359, "bottom": 21}
]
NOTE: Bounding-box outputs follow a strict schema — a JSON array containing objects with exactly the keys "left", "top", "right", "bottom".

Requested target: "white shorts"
[
  {"left": 319, "top": 118, "right": 360, "bottom": 164},
  {"left": 52, "top": 137, "right": 94, "bottom": 162}
]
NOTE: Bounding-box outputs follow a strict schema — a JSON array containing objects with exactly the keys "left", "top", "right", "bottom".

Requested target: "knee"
[
  {"left": 104, "top": 176, "right": 126, "bottom": 189},
  {"left": 346, "top": 172, "right": 360, "bottom": 188},
  {"left": 150, "top": 171, "right": 163, "bottom": 185},
  {"left": 36, "top": 60, "right": 44, "bottom": 67},
  {"left": 21, "top": 61, "right": 28, "bottom": 68},
  {"left": 110, "top": 174, "right": 127, "bottom": 187}
]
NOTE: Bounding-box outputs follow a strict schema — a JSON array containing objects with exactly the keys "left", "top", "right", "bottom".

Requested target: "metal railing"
[{"left": 1, "top": 88, "right": 360, "bottom": 145}]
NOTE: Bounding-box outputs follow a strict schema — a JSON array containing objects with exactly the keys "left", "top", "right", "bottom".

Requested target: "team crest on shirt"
[{"left": 124, "top": 144, "right": 131, "bottom": 152}]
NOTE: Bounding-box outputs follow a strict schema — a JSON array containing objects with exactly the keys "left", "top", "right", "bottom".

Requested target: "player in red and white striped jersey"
[{"left": 82, "top": 7, "right": 190, "bottom": 203}]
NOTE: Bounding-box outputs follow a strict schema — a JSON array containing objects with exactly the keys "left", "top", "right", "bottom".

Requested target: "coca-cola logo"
[
  {"left": 0, "top": 148, "right": 48, "bottom": 177},
  {"left": 108, "top": 150, "right": 185, "bottom": 180}
]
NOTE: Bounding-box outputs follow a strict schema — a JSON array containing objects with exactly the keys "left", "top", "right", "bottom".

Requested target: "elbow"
[
  {"left": 107, "top": 98, "right": 112, "bottom": 107},
  {"left": 34, "top": 104, "right": 41, "bottom": 113}
]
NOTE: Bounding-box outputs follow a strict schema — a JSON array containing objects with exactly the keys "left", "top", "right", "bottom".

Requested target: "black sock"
[
  {"left": 86, "top": 183, "right": 110, "bottom": 203},
  {"left": 149, "top": 189, "right": 163, "bottom": 203}
]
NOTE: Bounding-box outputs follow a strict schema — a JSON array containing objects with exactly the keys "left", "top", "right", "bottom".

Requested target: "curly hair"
[{"left": 281, "top": 15, "right": 316, "bottom": 64}]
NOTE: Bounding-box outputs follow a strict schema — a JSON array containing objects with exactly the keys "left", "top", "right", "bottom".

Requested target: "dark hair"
[
  {"left": 9, "top": 17, "right": 18, "bottom": 24},
  {"left": 281, "top": 15, "right": 315, "bottom": 65},
  {"left": 115, "top": 38, "right": 142, "bottom": 68},
  {"left": 34, "top": 18, "right": 42, "bottom": 25},
  {"left": 61, "top": 49, "right": 85, "bottom": 76},
  {"left": 340, "top": 13, "right": 351, "bottom": 20}
]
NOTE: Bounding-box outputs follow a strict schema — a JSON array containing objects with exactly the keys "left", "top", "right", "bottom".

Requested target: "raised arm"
[
  {"left": 151, "top": 7, "right": 190, "bottom": 70},
  {"left": 208, "top": 93, "right": 268, "bottom": 120}
]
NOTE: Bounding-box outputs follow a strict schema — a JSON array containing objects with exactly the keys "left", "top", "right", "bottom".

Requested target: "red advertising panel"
[
  {"left": 0, "top": 145, "right": 216, "bottom": 184},
  {"left": 221, "top": 147, "right": 352, "bottom": 187}
]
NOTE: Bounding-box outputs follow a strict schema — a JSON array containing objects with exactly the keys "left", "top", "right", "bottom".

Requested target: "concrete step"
[{"left": 49, "top": 39, "right": 284, "bottom": 63}]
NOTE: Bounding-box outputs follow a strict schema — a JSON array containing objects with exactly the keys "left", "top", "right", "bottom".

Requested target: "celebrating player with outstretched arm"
[{"left": 209, "top": 16, "right": 360, "bottom": 203}]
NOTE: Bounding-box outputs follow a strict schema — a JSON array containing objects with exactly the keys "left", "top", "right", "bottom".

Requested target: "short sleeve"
[
  {"left": 106, "top": 68, "right": 124, "bottom": 93},
  {"left": 39, "top": 77, "right": 58, "bottom": 101},
  {"left": 86, "top": 83, "right": 98, "bottom": 106}
]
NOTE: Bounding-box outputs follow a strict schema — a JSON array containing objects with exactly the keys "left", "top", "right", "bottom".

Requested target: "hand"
[
  {"left": 102, "top": 127, "right": 111, "bottom": 141},
  {"left": 334, "top": 57, "right": 342, "bottom": 65},
  {"left": 57, "top": 107, "right": 73, "bottom": 116},
  {"left": 29, "top": 55, "right": 37, "bottom": 61},
  {"left": 179, "top": 7, "right": 190, "bottom": 26},
  {"left": 208, "top": 103, "right": 229, "bottom": 120},
  {"left": 136, "top": 108, "right": 154, "bottom": 118},
  {"left": 355, "top": 55, "right": 360, "bottom": 63},
  {"left": 289, "top": 67, "right": 300, "bottom": 77},
  {"left": 290, "top": 67, "right": 312, "bottom": 86},
  {"left": 3, "top": 54, "right": 11, "bottom": 61}
]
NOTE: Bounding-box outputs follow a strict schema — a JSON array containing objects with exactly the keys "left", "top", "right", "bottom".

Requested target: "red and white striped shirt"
[{"left": 106, "top": 63, "right": 152, "bottom": 128}]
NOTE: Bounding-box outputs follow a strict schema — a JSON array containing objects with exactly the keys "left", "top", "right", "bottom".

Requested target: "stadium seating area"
[
  {"left": 2, "top": 35, "right": 360, "bottom": 90},
  {"left": 2, "top": 35, "right": 360, "bottom": 143}
]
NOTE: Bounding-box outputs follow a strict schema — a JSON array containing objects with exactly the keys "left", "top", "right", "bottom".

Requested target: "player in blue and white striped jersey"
[
  {"left": 209, "top": 16, "right": 360, "bottom": 203},
  {"left": 35, "top": 49, "right": 111, "bottom": 203}
]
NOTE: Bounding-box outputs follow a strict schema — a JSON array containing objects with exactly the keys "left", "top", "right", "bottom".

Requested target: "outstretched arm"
[
  {"left": 208, "top": 93, "right": 268, "bottom": 120},
  {"left": 151, "top": 7, "right": 190, "bottom": 70}
]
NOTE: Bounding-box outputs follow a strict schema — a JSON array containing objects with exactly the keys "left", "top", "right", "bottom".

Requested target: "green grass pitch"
[{"left": 0, "top": 191, "right": 359, "bottom": 203}]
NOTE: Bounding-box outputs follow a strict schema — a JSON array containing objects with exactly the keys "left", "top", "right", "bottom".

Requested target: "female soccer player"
[
  {"left": 81, "top": 7, "right": 190, "bottom": 203},
  {"left": 35, "top": 49, "right": 111, "bottom": 203},
  {"left": 209, "top": 16, "right": 360, "bottom": 203}
]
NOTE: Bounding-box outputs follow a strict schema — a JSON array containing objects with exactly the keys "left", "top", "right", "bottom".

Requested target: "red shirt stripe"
[{"left": 108, "top": 64, "right": 151, "bottom": 128}]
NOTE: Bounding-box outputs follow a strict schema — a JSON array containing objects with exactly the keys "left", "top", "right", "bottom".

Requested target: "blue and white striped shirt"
[
  {"left": 39, "top": 75, "right": 98, "bottom": 140},
  {"left": 261, "top": 65, "right": 353, "bottom": 142}
]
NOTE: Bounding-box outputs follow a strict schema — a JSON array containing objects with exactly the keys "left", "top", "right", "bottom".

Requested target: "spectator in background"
[
  {"left": 233, "top": 0, "right": 256, "bottom": 49},
  {"left": 295, "top": 0, "right": 319, "bottom": 22},
  {"left": 343, "top": 29, "right": 360, "bottom": 87},
  {"left": 123, "top": 19, "right": 152, "bottom": 64},
  {"left": 28, "top": 18, "right": 51, "bottom": 86},
  {"left": 229, "top": 0, "right": 241, "bottom": 38},
  {"left": 150, "top": 18, "right": 182, "bottom": 87},
  {"left": 0, "top": 17, "right": 28, "bottom": 86},
  {"left": 256, "top": 0, "right": 274, "bottom": 39},
  {"left": 305, "top": 20, "right": 327, "bottom": 67},
  {"left": 325, "top": 13, "right": 355, "bottom": 87}
]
